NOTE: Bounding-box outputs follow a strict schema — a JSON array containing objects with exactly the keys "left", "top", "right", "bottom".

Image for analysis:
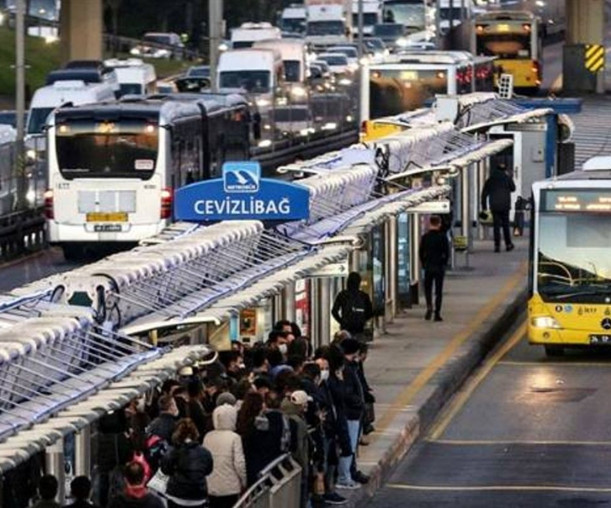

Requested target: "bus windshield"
[
  {"left": 306, "top": 21, "right": 345, "bottom": 36},
  {"left": 537, "top": 213, "right": 611, "bottom": 303},
  {"left": 55, "top": 118, "right": 159, "bottom": 180},
  {"left": 381, "top": 1, "right": 425, "bottom": 31},
  {"left": 369, "top": 68, "right": 448, "bottom": 119},
  {"left": 219, "top": 70, "right": 271, "bottom": 92},
  {"left": 476, "top": 32, "right": 532, "bottom": 59}
]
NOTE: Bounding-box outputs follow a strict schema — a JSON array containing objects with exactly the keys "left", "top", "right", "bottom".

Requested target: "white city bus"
[
  {"left": 44, "top": 95, "right": 251, "bottom": 258},
  {"left": 360, "top": 51, "right": 494, "bottom": 121}
]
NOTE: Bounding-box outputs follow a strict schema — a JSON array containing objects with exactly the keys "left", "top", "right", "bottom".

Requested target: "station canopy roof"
[{"left": 0, "top": 93, "right": 526, "bottom": 473}]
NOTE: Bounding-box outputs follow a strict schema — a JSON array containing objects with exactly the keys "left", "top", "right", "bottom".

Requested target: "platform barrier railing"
[{"left": 234, "top": 454, "right": 302, "bottom": 508}]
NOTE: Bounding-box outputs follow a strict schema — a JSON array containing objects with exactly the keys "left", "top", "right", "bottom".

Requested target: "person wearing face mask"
[
  {"left": 314, "top": 353, "right": 348, "bottom": 505},
  {"left": 338, "top": 339, "right": 369, "bottom": 487},
  {"left": 326, "top": 346, "right": 357, "bottom": 491},
  {"left": 267, "top": 330, "right": 289, "bottom": 356}
]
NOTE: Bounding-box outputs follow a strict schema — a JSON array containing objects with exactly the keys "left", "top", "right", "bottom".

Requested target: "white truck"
[
  {"left": 230, "top": 22, "right": 282, "bottom": 49},
  {"left": 254, "top": 39, "right": 308, "bottom": 84},
  {"left": 280, "top": 4, "right": 307, "bottom": 33},
  {"left": 104, "top": 58, "right": 157, "bottom": 96},
  {"left": 351, "top": 0, "right": 382, "bottom": 36},
  {"left": 305, "top": 0, "right": 353, "bottom": 48}
]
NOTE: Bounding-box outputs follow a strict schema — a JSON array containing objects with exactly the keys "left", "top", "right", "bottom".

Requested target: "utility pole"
[
  {"left": 15, "top": 0, "right": 26, "bottom": 210},
  {"left": 209, "top": 0, "right": 223, "bottom": 92},
  {"left": 356, "top": 0, "right": 364, "bottom": 127},
  {"left": 357, "top": 0, "right": 364, "bottom": 59}
]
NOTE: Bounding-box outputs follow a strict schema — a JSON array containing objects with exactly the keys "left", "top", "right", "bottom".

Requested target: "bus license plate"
[
  {"left": 86, "top": 212, "right": 128, "bottom": 222},
  {"left": 590, "top": 334, "right": 611, "bottom": 345},
  {"left": 93, "top": 224, "right": 123, "bottom": 232}
]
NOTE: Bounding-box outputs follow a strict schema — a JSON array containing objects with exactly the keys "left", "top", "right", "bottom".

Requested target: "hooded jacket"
[
  {"left": 203, "top": 404, "right": 247, "bottom": 497},
  {"left": 481, "top": 168, "right": 516, "bottom": 213},
  {"left": 331, "top": 273, "right": 373, "bottom": 334}
]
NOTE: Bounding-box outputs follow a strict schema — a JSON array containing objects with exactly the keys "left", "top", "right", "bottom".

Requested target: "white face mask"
[
  {"left": 279, "top": 344, "right": 288, "bottom": 355},
  {"left": 320, "top": 370, "right": 329, "bottom": 382}
]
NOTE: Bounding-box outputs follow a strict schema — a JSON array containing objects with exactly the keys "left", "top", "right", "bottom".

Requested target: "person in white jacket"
[{"left": 203, "top": 403, "right": 247, "bottom": 508}]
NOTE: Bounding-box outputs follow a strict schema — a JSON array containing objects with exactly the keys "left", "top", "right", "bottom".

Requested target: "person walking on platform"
[
  {"left": 332, "top": 272, "right": 373, "bottom": 341},
  {"left": 481, "top": 163, "right": 516, "bottom": 253},
  {"left": 419, "top": 215, "right": 450, "bottom": 322}
]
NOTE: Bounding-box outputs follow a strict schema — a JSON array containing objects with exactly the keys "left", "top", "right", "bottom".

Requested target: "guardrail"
[
  {"left": 0, "top": 206, "right": 46, "bottom": 261},
  {"left": 254, "top": 126, "right": 359, "bottom": 174},
  {"left": 234, "top": 454, "right": 302, "bottom": 508}
]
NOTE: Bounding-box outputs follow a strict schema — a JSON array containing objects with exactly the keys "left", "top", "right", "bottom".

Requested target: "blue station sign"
[{"left": 174, "top": 161, "right": 310, "bottom": 222}]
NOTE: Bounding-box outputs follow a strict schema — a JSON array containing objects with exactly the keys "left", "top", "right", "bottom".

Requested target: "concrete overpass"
[{"left": 59, "top": 0, "right": 102, "bottom": 63}]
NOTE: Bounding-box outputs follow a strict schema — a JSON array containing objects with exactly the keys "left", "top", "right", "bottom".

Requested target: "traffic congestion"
[{"left": 2, "top": 0, "right": 611, "bottom": 507}]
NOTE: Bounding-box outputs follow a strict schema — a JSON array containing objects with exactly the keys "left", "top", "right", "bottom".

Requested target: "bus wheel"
[{"left": 544, "top": 345, "right": 564, "bottom": 357}]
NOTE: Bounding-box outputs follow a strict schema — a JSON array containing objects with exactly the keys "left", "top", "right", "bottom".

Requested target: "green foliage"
[{"left": 0, "top": 25, "right": 61, "bottom": 97}]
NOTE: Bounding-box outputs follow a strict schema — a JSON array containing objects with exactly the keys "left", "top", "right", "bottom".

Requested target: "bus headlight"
[
  {"left": 530, "top": 316, "right": 562, "bottom": 329},
  {"left": 396, "top": 37, "right": 408, "bottom": 48}
]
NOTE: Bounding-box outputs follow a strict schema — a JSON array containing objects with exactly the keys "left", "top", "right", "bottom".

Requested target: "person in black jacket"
[
  {"left": 419, "top": 215, "right": 450, "bottom": 322},
  {"left": 325, "top": 346, "right": 356, "bottom": 492},
  {"left": 331, "top": 272, "right": 373, "bottom": 340},
  {"left": 481, "top": 164, "right": 516, "bottom": 253},
  {"left": 161, "top": 419, "right": 213, "bottom": 508},
  {"left": 146, "top": 395, "right": 178, "bottom": 444},
  {"left": 337, "top": 339, "right": 368, "bottom": 488}
]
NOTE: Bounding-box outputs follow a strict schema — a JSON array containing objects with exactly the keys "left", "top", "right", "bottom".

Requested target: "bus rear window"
[
  {"left": 369, "top": 69, "right": 448, "bottom": 118},
  {"left": 476, "top": 33, "right": 532, "bottom": 59},
  {"left": 55, "top": 118, "right": 159, "bottom": 180}
]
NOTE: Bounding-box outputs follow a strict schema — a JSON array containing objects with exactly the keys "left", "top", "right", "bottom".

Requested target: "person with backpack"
[{"left": 331, "top": 272, "right": 374, "bottom": 341}]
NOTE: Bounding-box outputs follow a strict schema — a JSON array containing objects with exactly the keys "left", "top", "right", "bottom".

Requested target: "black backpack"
[{"left": 341, "top": 291, "right": 368, "bottom": 332}]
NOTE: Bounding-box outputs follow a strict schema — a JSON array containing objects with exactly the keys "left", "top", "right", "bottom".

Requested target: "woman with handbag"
[{"left": 160, "top": 418, "right": 213, "bottom": 508}]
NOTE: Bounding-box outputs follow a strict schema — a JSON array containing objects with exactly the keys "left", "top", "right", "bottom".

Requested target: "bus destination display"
[{"left": 542, "top": 190, "right": 611, "bottom": 213}]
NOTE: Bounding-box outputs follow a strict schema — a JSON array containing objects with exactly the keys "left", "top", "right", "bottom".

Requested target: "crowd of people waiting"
[{"left": 29, "top": 319, "right": 376, "bottom": 508}]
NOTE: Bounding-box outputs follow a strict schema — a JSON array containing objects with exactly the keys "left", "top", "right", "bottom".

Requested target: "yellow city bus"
[
  {"left": 528, "top": 159, "right": 611, "bottom": 357},
  {"left": 472, "top": 10, "right": 542, "bottom": 91}
]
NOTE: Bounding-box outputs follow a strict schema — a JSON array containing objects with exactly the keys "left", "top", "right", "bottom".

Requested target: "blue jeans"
[{"left": 337, "top": 419, "right": 360, "bottom": 484}]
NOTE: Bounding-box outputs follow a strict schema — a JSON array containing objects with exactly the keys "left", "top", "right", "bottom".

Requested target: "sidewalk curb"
[{"left": 350, "top": 284, "right": 528, "bottom": 507}]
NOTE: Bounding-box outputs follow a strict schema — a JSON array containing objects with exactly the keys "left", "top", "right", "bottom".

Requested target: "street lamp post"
[
  {"left": 209, "top": 0, "right": 223, "bottom": 93},
  {"left": 15, "top": 0, "right": 26, "bottom": 210}
]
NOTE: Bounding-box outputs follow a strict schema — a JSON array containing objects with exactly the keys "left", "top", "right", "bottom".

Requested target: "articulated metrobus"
[
  {"left": 360, "top": 50, "right": 494, "bottom": 125},
  {"left": 472, "top": 10, "right": 542, "bottom": 90},
  {"left": 45, "top": 94, "right": 251, "bottom": 258},
  {"left": 529, "top": 158, "right": 611, "bottom": 357}
]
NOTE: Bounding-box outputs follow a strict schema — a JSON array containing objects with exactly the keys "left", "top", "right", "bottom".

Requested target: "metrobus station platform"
[{"left": 343, "top": 238, "right": 528, "bottom": 507}]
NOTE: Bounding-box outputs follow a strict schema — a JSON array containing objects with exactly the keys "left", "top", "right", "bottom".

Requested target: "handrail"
[{"left": 233, "top": 453, "right": 302, "bottom": 508}]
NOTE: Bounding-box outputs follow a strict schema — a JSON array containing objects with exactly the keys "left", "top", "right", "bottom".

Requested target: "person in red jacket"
[{"left": 108, "top": 462, "right": 164, "bottom": 508}]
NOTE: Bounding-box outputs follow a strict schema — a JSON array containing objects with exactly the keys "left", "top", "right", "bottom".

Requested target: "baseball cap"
[{"left": 290, "top": 390, "right": 313, "bottom": 406}]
